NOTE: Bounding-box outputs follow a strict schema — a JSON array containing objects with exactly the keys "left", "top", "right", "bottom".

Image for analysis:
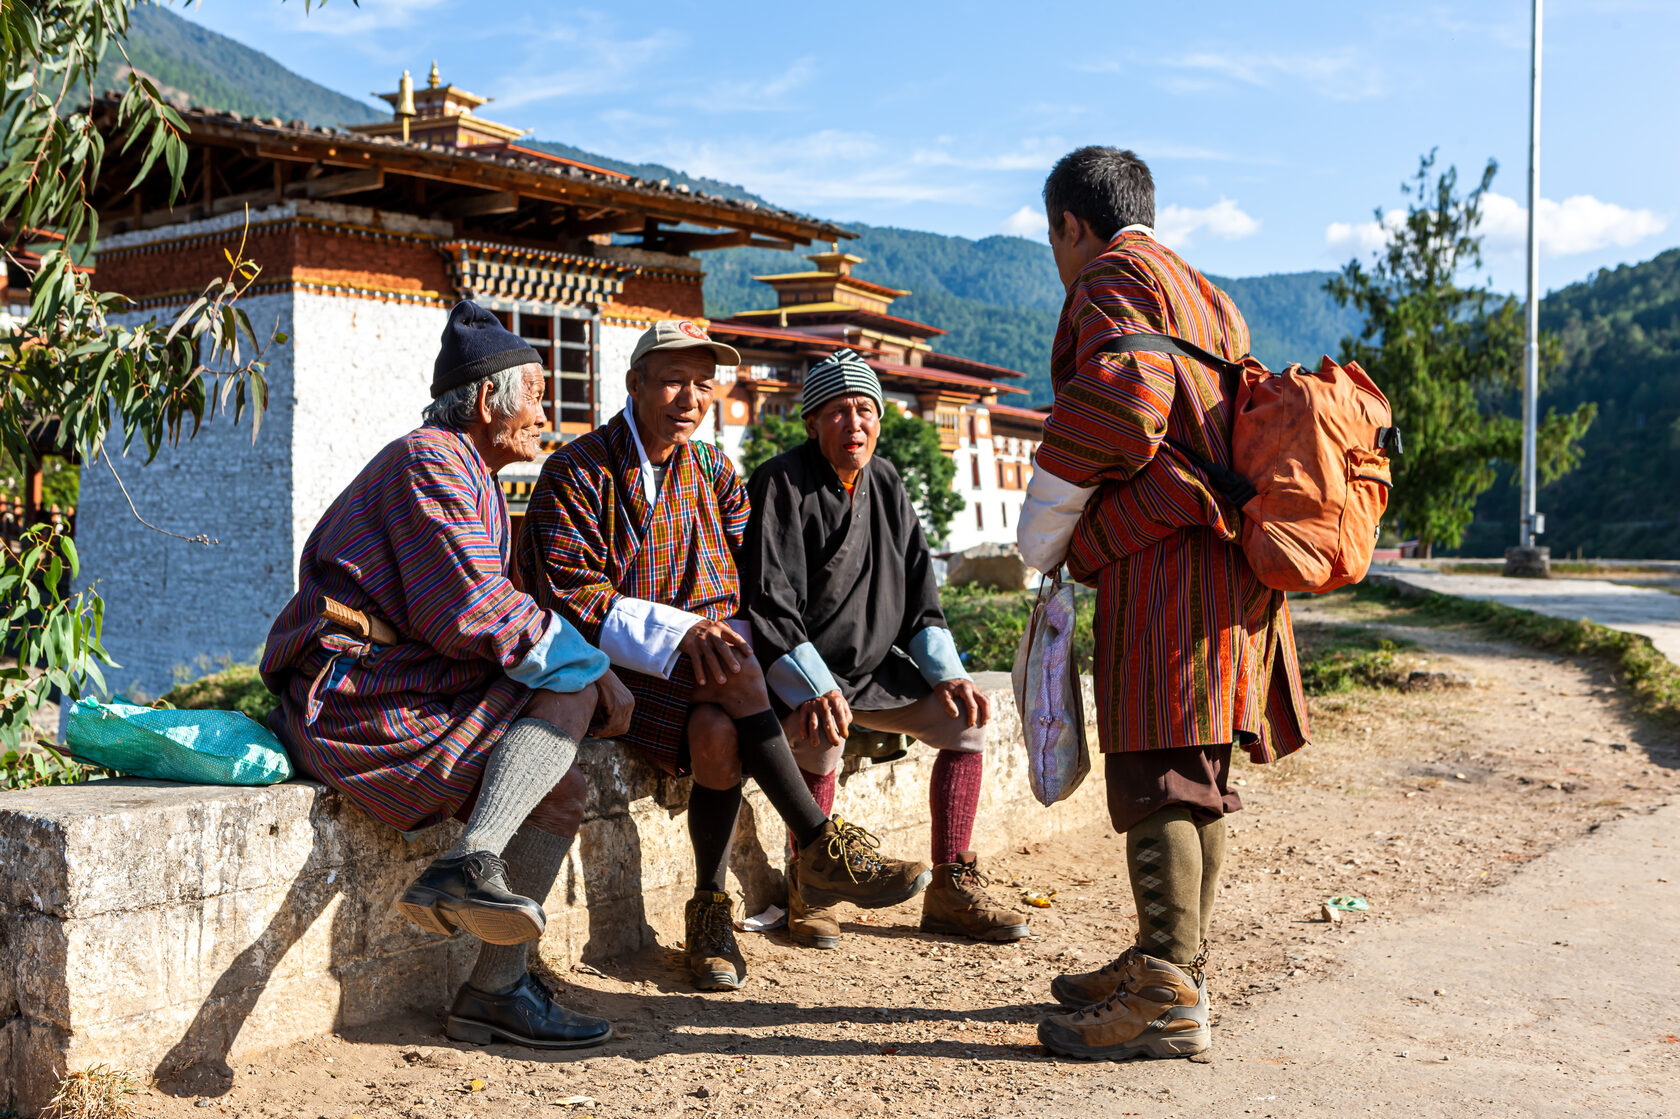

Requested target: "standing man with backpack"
[{"left": 1017, "top": 147, "right": 1309, "bottom": 1061}]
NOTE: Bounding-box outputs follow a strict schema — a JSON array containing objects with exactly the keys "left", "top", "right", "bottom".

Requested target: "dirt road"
[{"left": 142, "top": 596, "right": 1679, "bottom": 1119}]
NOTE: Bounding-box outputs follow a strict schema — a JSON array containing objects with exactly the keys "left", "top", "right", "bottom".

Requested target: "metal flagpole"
[{"left": 1520, "top": 0, "right": 1543, "bottom": 553}]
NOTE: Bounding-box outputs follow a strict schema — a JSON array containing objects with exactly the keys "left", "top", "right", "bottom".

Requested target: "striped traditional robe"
[
  {"left": 1037, "top": 231, "right": 1308, "bottom": 762},
  {"left": 260, "top": 425, "right": 547, "bottom": 831},
  {"left": 516, "top": 414, "right": 749, "bottom": 771}
]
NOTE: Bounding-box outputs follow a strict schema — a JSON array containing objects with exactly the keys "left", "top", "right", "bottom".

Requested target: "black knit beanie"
[{"left": 431, "top": 300, "right": 541, "bottom": 399}]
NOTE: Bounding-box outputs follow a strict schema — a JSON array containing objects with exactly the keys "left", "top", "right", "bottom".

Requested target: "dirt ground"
[{"left": 138, "top": 594, "right": 1680, "bottom": 1119}]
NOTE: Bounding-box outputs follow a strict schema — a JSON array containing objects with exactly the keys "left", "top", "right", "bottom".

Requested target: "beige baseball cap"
[{"left": 630, "top": 319, "right": 741, "bottom": 368}]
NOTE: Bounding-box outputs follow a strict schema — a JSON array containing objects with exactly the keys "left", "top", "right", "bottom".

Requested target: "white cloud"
[
  {"left": 1087, "top": 46, "right": 1382, "bottom": 100},
  {"left": 1479, "top": 192, "right": 1668, "bottom": 256},
  {"left": 1325, "top": 208, "right": 1405, "bottom": 255},
  {"left": 1324, "top": 194, "right": 1668, "bottom": 259},
  {"left": 999, "top": 205, "right": 1046, "bottom": 240},
  {"left": 1155, "top": 198, "right": 1260, "bottom": 247},
  {"left": 279, "top": 0, "right": 450, "bottom": 35}
]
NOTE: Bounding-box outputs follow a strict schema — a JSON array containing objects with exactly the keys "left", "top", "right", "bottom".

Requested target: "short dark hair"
[{"left": 1043, "top": 147, "right": 1155, "bottom": 241}]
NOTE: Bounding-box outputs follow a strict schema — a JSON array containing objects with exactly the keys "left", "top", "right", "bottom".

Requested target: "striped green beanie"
[{"left": 802, "top": 348, "right": 884, "bottom": 417}]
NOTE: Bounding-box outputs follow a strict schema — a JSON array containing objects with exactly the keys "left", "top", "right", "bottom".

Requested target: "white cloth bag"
[{"left": 1012, "top": 571, "right": 1089, "bottom": 806}]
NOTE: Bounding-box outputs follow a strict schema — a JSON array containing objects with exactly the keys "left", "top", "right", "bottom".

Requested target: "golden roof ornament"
[
  {"left": 394, "top": 69, "right": 416, "bottom": 141},
  {"left": 428, "top": 60, "right": 441, "bottom": 89}
]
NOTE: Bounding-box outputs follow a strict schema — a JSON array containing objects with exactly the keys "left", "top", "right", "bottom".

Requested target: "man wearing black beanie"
[
  {"left": 517, "top": 318, "right": 932, "bottom": 992},
  {"left": 263, "top": 300, "right": 634, "bottom": 1049}
]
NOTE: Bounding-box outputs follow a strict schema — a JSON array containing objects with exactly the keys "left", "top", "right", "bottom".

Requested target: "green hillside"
[
  {"left": 120, "top": 4, "right": 383, "bottom": 125},
  {"left": 704, "top": 227, "right": 1363, "bottom": 403},
  {"left": 1456, "top": 248, "right": 1680, "bottom": 558}
]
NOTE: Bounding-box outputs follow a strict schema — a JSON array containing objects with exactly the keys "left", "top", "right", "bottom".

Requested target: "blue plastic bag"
[{"left": 65, "top": 697, "right": 293, "bottom": 786}]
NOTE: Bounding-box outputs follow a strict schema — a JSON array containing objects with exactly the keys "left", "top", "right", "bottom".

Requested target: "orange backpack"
[{"left": 1102, "top": 334, "right": 1400, "bottom": 594}]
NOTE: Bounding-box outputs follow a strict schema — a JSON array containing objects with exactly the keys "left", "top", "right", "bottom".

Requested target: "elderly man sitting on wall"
[
  {"left": 741, "top": 349, "right": 1029, "bottom": 951},
  {"left": 516, "top": 320, "right": 931, "bottom": 993},
  {"left": 262, "top": 300, "right": 633, "bottom": 1051}
]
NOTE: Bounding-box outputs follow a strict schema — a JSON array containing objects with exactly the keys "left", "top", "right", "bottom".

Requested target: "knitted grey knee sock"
[
  {"left": 447, "top": 717, "right": 579, "bottom": 859},
  {"left": 467, "top": 828, "right": 575, "bottom": 994}
]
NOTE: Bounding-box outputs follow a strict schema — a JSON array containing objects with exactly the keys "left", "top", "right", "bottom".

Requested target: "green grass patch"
[
  {"left": 1294, "top": 622, "right": 1415, "bottom": 694},
  {"left": 941, "top": 584, "right": 1096, "bottom": 674},
  {"left": 160, "top": 663, "right": 279, "bottom": 723},
  {"left": 1352, "top": 581, "right": 1680, "bottom": 725}
]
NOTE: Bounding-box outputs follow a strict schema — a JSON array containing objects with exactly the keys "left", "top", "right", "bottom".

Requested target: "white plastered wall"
[
  {"left": 79, "top": 292, "right": 298, "bottom": 700},
  {"left": 288, "top": 294, "right": 446, "bottom": 557}
]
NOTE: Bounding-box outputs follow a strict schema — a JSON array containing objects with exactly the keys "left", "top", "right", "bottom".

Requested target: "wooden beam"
[
  {"left": 439, "top": 189, "right": 520, "bottom": 218},
  {"left": 558, "top": 212, "right": 647, "bottom": 237},
  {"left": 210, "top": 185, "right": 292, "bottom": 216},
  {"left": 283, "top": 168, "right": 384, "bottom": 199},
  {"left": 654, "top": 229, "right": 752, "bottom": 254}
]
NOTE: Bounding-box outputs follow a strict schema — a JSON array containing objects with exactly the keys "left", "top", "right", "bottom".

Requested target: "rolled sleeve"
[
  {"left": 505, "top": 610, "right": 611, "bottom": 693},
  {"left": 766, "top": 641, "right": 840, "bottom": 708},
  {"left": 598, "top": 596, "right": 702, "bottom": 679},
  {"left": 908, "top": 626, "right": 969, "bottom": 685}
]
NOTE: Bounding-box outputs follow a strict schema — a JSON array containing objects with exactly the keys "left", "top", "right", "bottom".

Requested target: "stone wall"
[{"left": 0, "top": 675, "right": 1104, "bottom": 1114}]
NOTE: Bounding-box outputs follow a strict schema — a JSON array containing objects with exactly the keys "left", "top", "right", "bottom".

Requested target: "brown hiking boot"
[
  {"left": 920, "top": 852, "right": 1029, "bottom": 942},
  {"left": 683, "top": 891, "right": 745, "bottom": 992},
  {"left": 1050, "top": 946, "right": 1138, "bottom": 1008},
  {"left": 1038, "top": 951, "right": 1210, "bottom": 1060},
  {"left": 787, "top": 856, "right": 841, "bottom": 950},
  {"left": 796, "top": 816, "right": 931, "bottom": 909}
]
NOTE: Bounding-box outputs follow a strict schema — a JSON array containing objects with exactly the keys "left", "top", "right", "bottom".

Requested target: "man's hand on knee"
[
  {"left": 678, "top": 618, "right": 753, "bottom": 686},
  {"left": 590, "top": 670, "right": 634, "bottom": 738},
  {"left": 934, "top": 679, "right": 991, "bottom": 728},
  {"left": 799, "top": 689, "right": 852, "bottom": 747}
]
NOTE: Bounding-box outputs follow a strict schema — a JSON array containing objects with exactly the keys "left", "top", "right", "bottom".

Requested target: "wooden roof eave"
[{"left": 175, "top": 119, "right": 845, "bottom": 244}]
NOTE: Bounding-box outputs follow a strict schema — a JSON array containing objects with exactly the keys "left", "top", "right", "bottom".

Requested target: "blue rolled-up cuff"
[
  {"left": 766, "top": 642, "right": 840, "bottom": 708},
  {"left": 908, "top": 626, "right": 968, "bottom": 685},
  {"left": 507, "top": 611, "right": 611, "bottom": 693}
]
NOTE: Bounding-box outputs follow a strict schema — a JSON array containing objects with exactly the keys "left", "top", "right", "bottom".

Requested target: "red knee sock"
[
  {"left": 789, "top": 767, "right": 836, "bottom": 851},
  {"left": 931, "top": 750, "right": 982, "bottom": 865}
]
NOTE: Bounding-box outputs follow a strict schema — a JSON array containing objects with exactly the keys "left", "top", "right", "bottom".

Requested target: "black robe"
[{"left": 742, "top": 441, "right": 947, "bottom": 711}]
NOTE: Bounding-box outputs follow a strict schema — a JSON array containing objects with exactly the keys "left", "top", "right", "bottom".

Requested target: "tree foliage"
[
  {"left": 1326, "top": 152, "right": 1595, "bottom": 556},
  {"left": 0, "top": 0, "right": 350, "bottom": 750},
  {"left": 737, "top": 405, "right": 967, "bottom": 545}
]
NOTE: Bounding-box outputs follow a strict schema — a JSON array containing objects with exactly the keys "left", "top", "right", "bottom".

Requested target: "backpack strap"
[{"left": 1095, "top": 331, "right": 1258, "bottom": 509}]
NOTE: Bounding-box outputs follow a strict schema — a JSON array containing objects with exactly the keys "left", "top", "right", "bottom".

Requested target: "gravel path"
[{"left": 1368, "top": 566, "right": 1680, "bottom": 666}]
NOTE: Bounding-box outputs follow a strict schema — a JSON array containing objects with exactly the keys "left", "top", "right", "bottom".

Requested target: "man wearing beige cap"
[{"left": 518, "top": 320, "right": 931, "bottom": 992}]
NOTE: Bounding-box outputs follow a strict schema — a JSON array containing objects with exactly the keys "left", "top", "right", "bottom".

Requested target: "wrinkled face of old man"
[
  {"left": 627, "top": 348, "right": 717, "bottom": 452},
  {"left": 487, "top": 364, "right": 549, "bottom": 463},
  {"left": 807, "top": 392, "right": 881, "bottom": 479}
]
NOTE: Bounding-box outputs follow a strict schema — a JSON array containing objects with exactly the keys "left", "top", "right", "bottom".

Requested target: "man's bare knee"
[
  {"left": 524, "top": 766, "right": 588, "bottom": 837},
  {"left": 686, "top": 704, "right": 741, "bottom": 788}
]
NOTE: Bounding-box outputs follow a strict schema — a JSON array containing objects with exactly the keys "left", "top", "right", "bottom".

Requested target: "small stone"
[
  {"left": 1433, "top": 988, "right": 1446, "bottom": 996},
  {"left": 194, "top": 1101, "right": 212, "bottom": 1109},
  {"left": 1320, "top": 903, "right": 1341, "bottom": 924},
  {"left": 694, "top": 1086, "right": 711, "bottom": 1099}
]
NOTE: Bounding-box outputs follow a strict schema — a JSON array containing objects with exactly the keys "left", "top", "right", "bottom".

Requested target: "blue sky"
[{"left": 174, "top": 0, "right": 1677, "bottom": 290}]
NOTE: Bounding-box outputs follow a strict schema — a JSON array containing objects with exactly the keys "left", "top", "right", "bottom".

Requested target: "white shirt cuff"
[
  {"left": 1017, "top": 465, "right": 1096, "bottom": 573},
  {"left": 599, "top": 596, "right": 703, "bottom": 678}
]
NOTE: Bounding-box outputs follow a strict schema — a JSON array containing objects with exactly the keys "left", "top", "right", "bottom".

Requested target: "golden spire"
[
  {"left": 395, "top": 69, "right": 416, "bottom": 141},
  {"left": 428, "top": 60, "right": 441, "bottom": 89}
]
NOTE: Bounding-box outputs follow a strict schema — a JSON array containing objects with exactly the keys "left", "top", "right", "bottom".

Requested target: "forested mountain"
[
  {"left": 1457, "top": 249, "right": 1680, "bottom": 558},
  {"left": 119, "top": 4, "right": 384, "bottom": 125},
  {"left": 705, "top": 228, "right": 1363, "bottom": 402}
]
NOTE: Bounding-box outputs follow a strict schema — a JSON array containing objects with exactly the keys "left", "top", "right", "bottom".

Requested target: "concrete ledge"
[{"left": 0, "top": 674, "right": 1106, "bottom": 1111}]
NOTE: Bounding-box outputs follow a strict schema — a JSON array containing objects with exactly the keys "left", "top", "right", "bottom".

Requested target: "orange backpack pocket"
[{"left": 1335, "top": 447, "right": 1392, "bottom": 584}]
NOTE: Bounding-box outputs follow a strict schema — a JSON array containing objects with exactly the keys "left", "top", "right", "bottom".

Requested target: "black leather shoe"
[
  {"left": 397, "top": 851, "right": 546, "bottom": 945},
  {"left": 445, "top": 973, "right": 614, "bottom": 1049}
]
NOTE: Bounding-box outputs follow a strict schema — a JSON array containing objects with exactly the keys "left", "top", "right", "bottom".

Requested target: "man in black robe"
[{"left": 741, "top": 348, "right": 1029, "bottom": 950}]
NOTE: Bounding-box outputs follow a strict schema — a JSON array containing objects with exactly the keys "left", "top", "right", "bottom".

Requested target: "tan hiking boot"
[
  {"left": 1038, "top": 951, "right": 1210, "bottom": 1060},
  {"left": 920, "top": 852, "right": 1029, "bottom": 942},
  {"left": 796, "top": 815, "right": 931, "bottom": 909},
  {"left": 1050, "top": 946, "right": 1138, "bottom": 1008},
  {"left": 683, "top": 891, "right": 745, "bottom": 992},
  {"left": 787, "top": 857, "right": 841, "bottom": 950}
]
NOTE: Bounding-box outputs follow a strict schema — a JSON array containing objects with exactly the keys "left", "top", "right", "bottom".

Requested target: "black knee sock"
[
  {"left": 733, "top": 709, "right": 829, "bottom": 847},
  {"left": 688, "top": 782, "right": 743, "bottom": 893}
]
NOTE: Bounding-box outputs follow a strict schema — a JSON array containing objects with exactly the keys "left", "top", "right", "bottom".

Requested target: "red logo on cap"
[{"left": 678, "top": 321, "right": 707, "bottom": 340}]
